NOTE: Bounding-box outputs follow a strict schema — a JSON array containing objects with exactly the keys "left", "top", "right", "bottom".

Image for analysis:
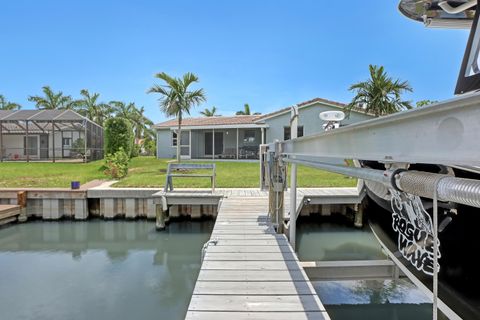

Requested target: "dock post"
[
  {"left": 354, "top": 203, "right": 364, "bottom": 228},
  {"left": 289, "top": 105, "right": 298, "bottom": 249},
  {"left": 156, "top": 196, "right": 168, "bottom": 230},
  {"left": 17, "top": 191, "right": 28, "bottom": 222}
]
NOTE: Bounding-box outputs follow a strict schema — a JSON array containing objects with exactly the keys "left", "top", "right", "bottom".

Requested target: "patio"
[
  {"left": 0, "top": 110, "right": 103, "bottom": 162},
  {"left": 181, "top": 127, "right": 265, "bottom": 160}
]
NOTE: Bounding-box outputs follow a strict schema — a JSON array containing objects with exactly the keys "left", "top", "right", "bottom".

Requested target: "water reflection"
[
  {"left": 0, "top": 220, "right": 213, "bottom": 320},
  {"left": 296, "top": 218, "right": 386, "bottom": 261},
  {"left": 312, "top": 279, "right": 441, "bottom": 320}
]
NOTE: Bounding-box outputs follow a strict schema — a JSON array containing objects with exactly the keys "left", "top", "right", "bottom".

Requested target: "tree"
[
  {"left": 236, "top": 103, "right": 261, "bottom": 115},
  {"left": 76, "top": 89, "right": 111, "bottom": 125},
  {"left": 416, "top": 99, "right": 438, "bottom": 108},
  {"left": 104, "top": 117, "right": 134, "bottom": 157},
  {"left": 346, "top": 65, "right": 413, "bottom": 117},
  {"left": 147, "top": 72, "right": 206, "bottom": 162},
  {"left": 0, "top": 95, "right": 21, "bottom": 110},
  {"left": 200, "top": 106, "right": 219, "bottom": 117},
  {"left": 109, "top": 101, "right": 153, "bottom": 139},
  {"left": 28, "top": 86, "right": 79, "bottom": 110},
  {"left": 131, "top": 106, "right": 154, "bottom": 140}
]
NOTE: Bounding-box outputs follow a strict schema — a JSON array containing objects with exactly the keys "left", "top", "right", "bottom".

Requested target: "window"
[
  {"left": 283, "top": 126, "right": 304, "bottom": 140},
  {"left": 172, "top": 132, "right": 177, "bottom": 146},
  {"left": 243, "top": 130, "right": 256, "bottom": 143},
  {"left": 62, "top": 138, "right": 71, "bottom": 146}
]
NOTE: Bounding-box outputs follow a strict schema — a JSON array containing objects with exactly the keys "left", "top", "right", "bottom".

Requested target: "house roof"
[
  {"left": 154, "top": 97, "right": 372, "bottom": 130},
  {"left": 0, "top": 109, "right": 97, "bottom": 123},
  {"left": 254, "top": 97, "right": 369, "bottom": 122},
  {"left": 155, "top": 115, "right": 262, "bottom": 128},
  {"left": 0, "top": 110, "right": 102, "bottom": 133}
]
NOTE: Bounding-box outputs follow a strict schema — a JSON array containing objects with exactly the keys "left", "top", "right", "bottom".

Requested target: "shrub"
[
  {"left": 131, "top": 144, "right": 141, "bottom": 158},
  {"left": 143, "top": 137, "right": 156, "bottom": 156},
  {"left": 104, "top": 117, "right": 134, "bottom": 156},
  {"left": 103, "top": 148, "right": 129, "bottom": 179}
]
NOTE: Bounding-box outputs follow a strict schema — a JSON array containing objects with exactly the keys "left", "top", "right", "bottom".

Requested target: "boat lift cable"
[
  {"left": 433, "top": 179, "right": 441, "bottom": 320},
  {"left": 282, "top": 156, "right": 480, "bottom": 208}
]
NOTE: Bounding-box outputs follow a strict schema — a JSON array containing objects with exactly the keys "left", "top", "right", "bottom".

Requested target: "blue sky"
[{"left": 0, "top": 0, "right": 470, "bottom": 123}]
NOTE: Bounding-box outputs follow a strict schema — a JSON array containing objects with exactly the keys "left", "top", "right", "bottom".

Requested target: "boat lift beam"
[{"left": 282, "top": 92, "right": 480, "bottom": 167}]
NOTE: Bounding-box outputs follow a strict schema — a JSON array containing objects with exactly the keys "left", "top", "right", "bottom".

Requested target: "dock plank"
[
  {"left": 186, "top": 311, "right": 328, "bottom": 320},
  {"left": 201, "top": 260, "right": 302, "bottom": 270},
  {"left": 203, "top": 252, "right": 298, "bottom": 261},
  {"left": 189, "top": 295, "right": 326, "bottom": 312},
  {"left": 193, "top": 281, "right": 316, "bottom": 295},
  {"left": 197, "top": 269, "right": 311, "bottom": 282}
]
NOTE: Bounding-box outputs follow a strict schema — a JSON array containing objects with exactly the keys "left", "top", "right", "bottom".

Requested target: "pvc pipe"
[
  {"left": 283, "top": 157, "right": 480, "bottom": 208},
  {"left": 438, "top": 1, "right": 477, "bottom": 14}
]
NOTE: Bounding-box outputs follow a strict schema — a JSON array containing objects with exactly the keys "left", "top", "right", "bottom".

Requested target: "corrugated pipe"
[
  {"left": 396, "top": 171, "right": 480, "bottom": 208},
  {"left": 283, "top": 157, "right": 480, "bottom": 208}
]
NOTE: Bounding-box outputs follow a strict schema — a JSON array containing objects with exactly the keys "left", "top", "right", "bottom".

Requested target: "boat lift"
[{"left": 263, "top": 93, "right": 480, "bottom": 320}]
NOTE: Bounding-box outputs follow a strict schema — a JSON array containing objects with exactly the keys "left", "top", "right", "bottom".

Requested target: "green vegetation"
[
  {"left": 416, "top": 99, "right": 438, "bottom": 108},
  {"left": 0, "top": 94, "right": 21, "bottom": 110},
  {"left": 104, "top": 117, "right": 134, "bottom": 156},
  {"left": 0, "top": 157, "right": 356, "bottom": 188},
  {"left": 200, "top": 106, "right": 219, "bottom": 117},
  {"left": 235, "top": 103, "right": 261, "bottom": 115},
  {"left": 28, "top": 86, "right": 79, "bottom": 110},
  {"left": 148, "top": 72, "right": 207, "bottom": 162},
  {"left": 103, "top": 148, "right": 130, "bottom": 179},
  {"left": 0, "top": 161, "right": 105, "bottom": 188},
  {"left": 346, "top": 64, "right": 412, "bottom": 117}
]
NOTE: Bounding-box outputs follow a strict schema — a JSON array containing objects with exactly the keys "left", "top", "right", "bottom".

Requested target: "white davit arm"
[{"left": 438, "top": 0, "right": 477, "bottom": 15}]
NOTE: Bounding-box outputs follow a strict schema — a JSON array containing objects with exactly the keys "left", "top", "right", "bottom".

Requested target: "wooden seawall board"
[{"left": 185, "top": 195, "right": 330, "bottom": 320}]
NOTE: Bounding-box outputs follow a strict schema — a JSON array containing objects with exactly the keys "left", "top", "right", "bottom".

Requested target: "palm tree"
[
  {"left": 109, "top": 100, "right": 136, "bottom": 119},
  {"left": 200, "top": 106, "right": 219, "bottom": 117},
  {"left": 76, "top": 89, "right": 111, "bottom": 125},
  {"left": 28, "top": 86, "right": 79, "bottom": 110},
  {"left": 131, "top": 106, "right": 154, "bottom": 139},
  {"left": 416, "top": 99, "right": 438, "bottom": 108},
  {"left": 109, "top": 101, "right": 153, "bottom": 140},
  {"left": 236, "top": 103, "right": 261, "bottom": 115},
  {"left": 0, "top": 95, "right": 21, "bottom": 110},
  {"left": 346, "top": 65, "right": 412, "bottom": 117},
  {"left": 147, "top": 72, "right": 206, "bottom": 162},
  {"left": 236, "top": 103, "right": 251, "bottom": 115}
]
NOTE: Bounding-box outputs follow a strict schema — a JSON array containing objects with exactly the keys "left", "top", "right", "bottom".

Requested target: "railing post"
[
  {"left": 289, "top": 105, "right": 299, "bottom": 249},
  {"left": 0, "top": 121, "right": 3, "bottom": 162},
  {"left": 52, "top": 120, "right": 55, "bottom": 163},
  {"left": 26, "top": 120, "right": 29, "bottom": 162}
]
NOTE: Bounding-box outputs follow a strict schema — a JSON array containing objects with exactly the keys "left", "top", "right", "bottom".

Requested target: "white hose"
[{"left": 438, "top": 1, "right": 477, "bottom": 14}]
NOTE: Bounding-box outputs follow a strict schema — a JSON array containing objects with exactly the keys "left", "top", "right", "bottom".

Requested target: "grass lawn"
[{"left": 0, "top": 157, "right": 356, "bottom": 188}]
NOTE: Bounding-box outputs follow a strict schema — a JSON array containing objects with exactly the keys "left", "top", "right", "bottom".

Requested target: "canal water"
[
  {"left": 0, "top": 217, "right": 443, "bottom": 320},
  {"left": 0, "top": 220, "right": 213, "bottom": 320},
  {"left": 296, "top": 217, "right": 439, "bottom": 320}
]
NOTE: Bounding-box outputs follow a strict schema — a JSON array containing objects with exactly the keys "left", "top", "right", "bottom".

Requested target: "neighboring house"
[
  {"left": 154, "top": 97, "right": 373, "bottom": 160},
  {"left": 0, "top": 110, "right": 104, "bottom": 162}
]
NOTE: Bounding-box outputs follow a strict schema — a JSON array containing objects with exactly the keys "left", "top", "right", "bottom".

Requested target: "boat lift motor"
[{"left": 319, "top": 110, "right": 345, "bottom": 131}]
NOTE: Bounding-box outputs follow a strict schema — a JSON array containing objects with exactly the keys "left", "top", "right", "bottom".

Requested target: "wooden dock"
[
  {"left": 185, "top": 195, "right": 330, "bottom": 320},
  {"left": 0, "top": 204, "right": 21, "bottom": 226},
  {"left": 154, "top": 186, "right": 364, "bottom": 218}
]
